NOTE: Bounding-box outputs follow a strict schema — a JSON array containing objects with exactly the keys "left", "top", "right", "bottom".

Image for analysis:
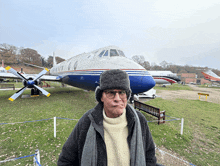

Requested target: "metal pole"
[
  {"left": 33, "top": 154, "right": 36, "bottom": 166},
  {"left": 181, "top": 118, "right": 184, "bottom": 135},
  {"left": 34, "top": 149, "right": 40, "bottom": 165},
  {"left": 54, "top": 117, "right": 56, "bottom": 138},
  {"left": 37, "top": 149, "right": 40, "bottom": 165}
]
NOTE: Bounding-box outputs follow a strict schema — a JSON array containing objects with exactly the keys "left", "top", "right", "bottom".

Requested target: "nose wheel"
[
  {"left": 130, "top": 94, "right": 134, "bottom": 104},
  {"left": 31, "top": 88, "right": 40, "bottom": 95}
]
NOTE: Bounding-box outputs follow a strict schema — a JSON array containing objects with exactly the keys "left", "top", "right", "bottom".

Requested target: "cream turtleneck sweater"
[{"left": 103, "top": 109, "right": 130, "bottom": 166}]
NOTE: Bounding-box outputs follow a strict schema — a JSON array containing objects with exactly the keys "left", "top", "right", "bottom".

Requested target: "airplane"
[
  {"left": 148, "top": 71, "right": 181, "bottom": 85},
  {"left": 0, "top": 45, "right": 156, "bottom": 102},
  {"left": 201, "top": 70, "right": 220, "bottom": 83}
]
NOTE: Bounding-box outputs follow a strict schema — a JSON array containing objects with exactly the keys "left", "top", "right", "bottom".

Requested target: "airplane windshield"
[
  {"left": 98, "top": 50, "right": 105, "bottom": 57},
  {"left": 97, "top": 49, "right": 125, "bottom": 58},
  {"left": 110, "top": 49, "right": 119, "bottom": 57},
  {"left": 103, "top": 50, "right": 108, "bottom": 56},
  {"left": 118, "top": 50, "right": 125, "bottom": 57}
]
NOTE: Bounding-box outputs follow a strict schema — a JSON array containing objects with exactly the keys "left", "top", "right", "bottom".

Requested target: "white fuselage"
[{"left": 50, "top": 46, "right": 156, "bottom": 94}]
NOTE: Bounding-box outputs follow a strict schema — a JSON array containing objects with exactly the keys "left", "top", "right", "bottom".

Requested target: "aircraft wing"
[
  {"left": 0, "top": 72, "right": 18, "bottom": 79},
  {"left": 40, "top": 75, "right": 61, "bottom": 81},
  {"left": 0, "top": 72, "right": 61, "bottom": 82}
]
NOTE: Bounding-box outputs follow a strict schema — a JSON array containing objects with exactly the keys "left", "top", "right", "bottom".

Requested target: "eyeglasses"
[{"left": 104, "top": 90, "right": 127, "bottom": 99}]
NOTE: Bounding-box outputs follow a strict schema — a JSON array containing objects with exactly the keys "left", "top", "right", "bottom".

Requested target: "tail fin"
[
  {"left": 53, "top": 52, "right": 57, "bottom": 67},
  {"left": 202, "top": 70, "right": 220, "bottom": 81}
]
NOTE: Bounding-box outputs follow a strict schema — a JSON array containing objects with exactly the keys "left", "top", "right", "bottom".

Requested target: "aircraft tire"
[
  {"left": 31, "top": 89, "right": 35, "bottom": 95},
  {"left": 130, "top": 94, "right": 134, "bottom": 104}
]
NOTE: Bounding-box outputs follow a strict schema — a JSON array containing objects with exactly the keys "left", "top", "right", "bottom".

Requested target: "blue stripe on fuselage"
[{"left": 60, "top": 70, "right": 155, "bottom": 94}]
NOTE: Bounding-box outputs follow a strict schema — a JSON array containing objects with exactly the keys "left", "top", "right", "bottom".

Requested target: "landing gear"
[
  {"left": 31, "top": 88, "right": 40, "bottom": 95},
  {"left": 130, "top": 94, "right": 134, "bottom": 104}
]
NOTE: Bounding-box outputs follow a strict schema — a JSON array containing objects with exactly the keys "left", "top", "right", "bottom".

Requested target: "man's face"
[{"left": 101, "top": 89, "right": 128, "bottom": 118}]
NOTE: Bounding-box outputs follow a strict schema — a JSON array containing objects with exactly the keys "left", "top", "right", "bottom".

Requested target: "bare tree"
[
  {"left": 132, "top": 55, "right": 145, "bottom": 65},
  {"left": 56, "top": 56, "right": 65, "bottom": 64},
  {"left": 47, "top": 55, "right": 65, "bottom": 67},
  {"left": 19, "top": 48, "right": 42, "bottom": 66},
  {"left": 142, "top": 61, "right": 151, "bottom": 70},
  {"left": 0, "top": 43, "right": 18, "bottom": 64},
  {"left": 160, "top": 60, "right": 168, "bottom": 68}
]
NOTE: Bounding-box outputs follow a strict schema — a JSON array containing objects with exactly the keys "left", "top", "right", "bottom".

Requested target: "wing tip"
[
  {"left": 8, "top": 98, "right": 14, "bottom": 101},
  {"left": 5, "top": 66, "right": 11, "bottom": 71}
]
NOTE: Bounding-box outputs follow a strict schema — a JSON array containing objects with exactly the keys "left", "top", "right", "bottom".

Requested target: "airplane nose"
[{"left": 141, "top": 75, "right": 156, "bottom": 90}]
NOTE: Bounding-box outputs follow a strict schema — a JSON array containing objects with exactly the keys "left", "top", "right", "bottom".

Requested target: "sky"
[{"left": 1, "top": 0, "right": 220, "bottom": 70}]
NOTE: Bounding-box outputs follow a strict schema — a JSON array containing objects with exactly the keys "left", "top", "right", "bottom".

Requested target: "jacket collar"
[{"left": 89, "top": 103, "right": 136, "bottom": 136}]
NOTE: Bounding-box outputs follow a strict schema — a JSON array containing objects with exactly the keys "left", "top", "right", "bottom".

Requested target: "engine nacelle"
[{"left": 22, "top": 77, "right": 41, "bottom": 88}]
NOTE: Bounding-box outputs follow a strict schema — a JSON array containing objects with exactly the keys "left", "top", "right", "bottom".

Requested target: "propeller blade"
[
  {"left": 8, "top": 87, "right": 27, "bottom": 101},
  {"left": 33, "top": 68, "right": 49, "bottom": 81},
  {"left": 33, "top": 85, "right": 51, "bottom": 97},
  {"left": 5, "top": 66, "right": 27, "bottom": 81}
]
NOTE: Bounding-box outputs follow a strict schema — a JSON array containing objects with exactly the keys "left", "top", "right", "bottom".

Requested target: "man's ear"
[{"left": 101, "top": 93, "right": 104, "bottom": 102}]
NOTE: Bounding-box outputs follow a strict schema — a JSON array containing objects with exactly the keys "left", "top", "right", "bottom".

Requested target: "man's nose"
[{"left": 114, "top": 92, "right": 121, "bottom": 101}]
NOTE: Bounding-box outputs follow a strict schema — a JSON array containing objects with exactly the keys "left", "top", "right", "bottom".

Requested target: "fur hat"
[{"left": 95, "top": 69, "right": 131, "bottom": 103}]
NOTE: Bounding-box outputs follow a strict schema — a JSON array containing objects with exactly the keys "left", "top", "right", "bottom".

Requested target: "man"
[{"left": 58, "top": 69, "right": 157, "bottom": 166}]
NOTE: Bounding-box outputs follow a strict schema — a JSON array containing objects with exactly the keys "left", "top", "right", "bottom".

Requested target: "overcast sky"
[{"left": 1, "top": 0, "right": 220, "bottom": 70}]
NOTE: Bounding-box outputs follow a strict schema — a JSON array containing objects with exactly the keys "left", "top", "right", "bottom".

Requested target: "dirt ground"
[
  {"left": 157, "top": 84, "right": 220, "bottom": 104},
  {"left": 140, "top": 84, "right": 220, "bottom": 104}
]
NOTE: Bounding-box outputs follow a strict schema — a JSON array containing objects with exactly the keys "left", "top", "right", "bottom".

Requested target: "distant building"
[
  {"left": 178, "top": 73, "right": 197, "bottom": 84},
  {"left": 196, "top": 78, "right": 211, "bottom": 85},
  {"left": 178, "top": 73, "right": 210, "bottom": 85}
]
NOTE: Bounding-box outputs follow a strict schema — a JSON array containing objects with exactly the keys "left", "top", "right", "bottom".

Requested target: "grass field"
[
  {"left": 154, "top": 83, "right": 193, "bottom": 91},
  {"left": 146, "top": 98, "right": 220, "bottom": 165},
  {"left": 0, "top": 84, "right": 220, "bottom": 165},
  {"left": 197, "top": 84, "right": 220, "bottom": 89}
]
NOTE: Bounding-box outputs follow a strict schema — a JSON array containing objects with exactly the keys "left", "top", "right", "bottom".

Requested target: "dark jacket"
[{"left": 57, "top": 103, "right": 157, "bottom": 166}]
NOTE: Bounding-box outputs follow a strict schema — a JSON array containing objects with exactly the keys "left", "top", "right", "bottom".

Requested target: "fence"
[
  {"left": 0, "top": 116, "right": 193, "bottom": 166},
  {"left": 155, "top": 145, "right": 196, "bottom": 166},
  {"left": 0, "top": 149, "right": 41, "bottom": 166}
]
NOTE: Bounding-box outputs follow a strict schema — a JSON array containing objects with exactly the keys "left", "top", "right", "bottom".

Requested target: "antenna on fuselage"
[{"left": 53, "top": 52, "right": 57, "bottom": 67}]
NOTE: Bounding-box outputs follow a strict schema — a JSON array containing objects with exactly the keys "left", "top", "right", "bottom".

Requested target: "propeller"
[{"left": 5, "top": 66, "right": 51, "bottom": 101}]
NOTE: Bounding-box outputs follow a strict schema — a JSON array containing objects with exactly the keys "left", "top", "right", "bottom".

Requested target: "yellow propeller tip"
[
  {"left": 8, "top": 98, "right": 14, "bottom": 101},
  {"left": 5, "top": 66, "right": 11, "bottom": 71},
  {"left": 45, "top": 68, "right": 49, "bottom": 72},
  {"left": 47, "top": 93, "right": 51, "bottom": 97}
]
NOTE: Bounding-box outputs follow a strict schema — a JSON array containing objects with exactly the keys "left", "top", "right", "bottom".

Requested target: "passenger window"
[
  {"left": 103, "top": 50, "right": 108, "bottom": 56},
  {"left": 68, "top": 62, "right": 72, "bottom": 70},
  {"left": 118, "top": 50, "right": 125, "bottom": 57},
  {"left": 74, "top": 61, "right": 78, "bottom": 70},
  {"left": 110, "top": 49, "right": 119, "bottom": 57},
  {"left": 98, "top": 50, "right": 105, "bottom": 57}
]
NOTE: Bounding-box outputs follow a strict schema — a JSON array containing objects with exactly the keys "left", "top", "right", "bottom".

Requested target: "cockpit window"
[
  {"left": 103, "top": 50, "right": 108, "bottom": 56},
  {"left": 118, "top": 50, "right": 125, "bottom": 57},
  {"left": 98, "top": 50, "right": 105, "bottom": 57},
  {"left": 110, "top": 49, "right": 119, "bottom": 57}
]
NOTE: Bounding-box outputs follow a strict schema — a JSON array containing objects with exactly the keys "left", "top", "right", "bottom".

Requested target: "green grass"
[
  {"left": 144, "top": 98, "right": 220, "bottom": 166},
  {"left": 197, "top": 84, "right": 220, "bottom": 89},
  {"left": 0, "top": 86, "right": 220, "bottom": 165},
  {"left": 0, "top": 86, "right": 97, "bottom": 165},
  {"left": 154, "top": 83, "right": 193, "bottom": 91}
]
